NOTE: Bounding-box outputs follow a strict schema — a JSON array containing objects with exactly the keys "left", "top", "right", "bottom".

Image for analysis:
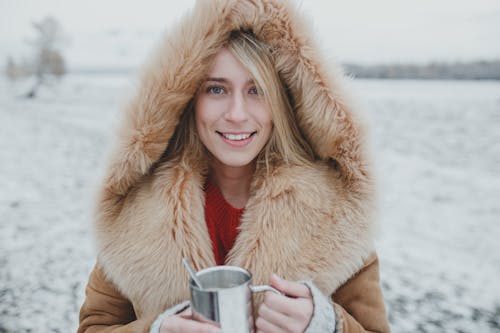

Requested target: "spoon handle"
[{"left": 182, "top": 257, "right": 203, "bottom": 289}]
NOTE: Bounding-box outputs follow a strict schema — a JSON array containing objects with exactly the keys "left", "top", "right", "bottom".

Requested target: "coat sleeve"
[
  {"left": 331, "top": 252, "right": 391, "bottom": 333},
  {"left": 77, "top": 264, "right": 156, "bottom": 333}
]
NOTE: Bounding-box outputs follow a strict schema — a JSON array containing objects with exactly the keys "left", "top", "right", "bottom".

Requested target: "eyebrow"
[{"left": 205, "top": 77, "right": 255, "bottom": 84}]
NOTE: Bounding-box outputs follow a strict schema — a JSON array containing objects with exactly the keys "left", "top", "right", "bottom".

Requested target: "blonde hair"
[{"left": 162, "top": 31, "right": 315, "bottom": 170}]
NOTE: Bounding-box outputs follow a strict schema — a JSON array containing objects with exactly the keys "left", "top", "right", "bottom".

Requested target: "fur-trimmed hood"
[{"left": 95, "top": 0, "right": 375, "bottom": 319}]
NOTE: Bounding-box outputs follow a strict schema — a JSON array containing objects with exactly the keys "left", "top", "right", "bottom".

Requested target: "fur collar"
[{"left": 94, "top": 0, "right": 375, "bottom": 318}]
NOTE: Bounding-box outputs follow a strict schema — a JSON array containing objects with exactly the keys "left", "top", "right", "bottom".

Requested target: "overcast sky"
[{"left": 1, "top": 0, "right": 499, "bottom": 69}]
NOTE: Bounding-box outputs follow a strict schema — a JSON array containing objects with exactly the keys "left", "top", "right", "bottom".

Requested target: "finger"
[
  {"left": 258, "top": 302, "right": 297, "bottom": 332},
  {"left": 163, "top": 315, "right": 221, "bottom": 333},
  {"left": 270, "top": 273, "right": 311, "bottom": 299},
  {"left": 264, "top": 291, "right": 311, "bottom": 319},
  {"left": 255, "top": 316, "right": 288, "bottom": 333}
]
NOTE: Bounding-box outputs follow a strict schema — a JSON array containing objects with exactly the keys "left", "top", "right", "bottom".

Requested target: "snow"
[
  {"left": 353, "top": 80, "right": 500, "bottom": 332},
  {"left": 1, "top": 75, "right": 499, "bottom": 332}
]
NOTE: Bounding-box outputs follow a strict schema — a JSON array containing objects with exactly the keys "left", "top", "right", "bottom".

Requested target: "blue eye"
[
  {"left": 207, "top": 86, "right": 225, "bottom": 95},
  {"left": 249, "top": 86, "right": 259, "bottom": 95}
]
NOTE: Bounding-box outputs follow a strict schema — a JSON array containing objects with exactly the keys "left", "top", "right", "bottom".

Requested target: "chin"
[
  {"left": 215, "top": 155, "right": 257, "bottom": 168},
  {"left": 220, "top": 159, "right": 255, "bottom": 168}
]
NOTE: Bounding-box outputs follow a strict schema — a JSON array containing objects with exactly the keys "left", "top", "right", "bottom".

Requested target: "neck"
[{"left": 208, "top": 160, "right": 256, "bottom": 209}]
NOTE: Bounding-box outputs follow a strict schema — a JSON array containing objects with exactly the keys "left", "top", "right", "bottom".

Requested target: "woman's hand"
[
  {"left": 256, "top": 274, "right": 314, "bottom": 333},
  {"left": 160, "top": 307, "right": 221, "bottom": 333}
]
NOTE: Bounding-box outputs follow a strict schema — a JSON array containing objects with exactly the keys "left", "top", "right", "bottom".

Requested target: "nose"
[{"left": 224, "top": 92, "right": 249, "bottom": 123}]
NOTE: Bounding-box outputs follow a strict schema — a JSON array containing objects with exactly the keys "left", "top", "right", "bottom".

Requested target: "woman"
[{"left": 78, "top": 0, "right": 390, "bottom": 332}]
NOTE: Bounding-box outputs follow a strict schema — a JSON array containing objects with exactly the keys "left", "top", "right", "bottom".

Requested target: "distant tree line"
[{"left": 344, "top": 60, "right": 500, "bottom": 80}]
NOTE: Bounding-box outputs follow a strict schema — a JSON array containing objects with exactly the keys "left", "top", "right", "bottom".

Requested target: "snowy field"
[{"left": 0, "top": 74, "right": 499, "bottom": 332}]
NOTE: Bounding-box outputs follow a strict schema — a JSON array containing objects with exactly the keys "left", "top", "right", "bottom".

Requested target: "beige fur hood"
[{"left": 94, "top": 0, "right": 375, "bottom": 319}]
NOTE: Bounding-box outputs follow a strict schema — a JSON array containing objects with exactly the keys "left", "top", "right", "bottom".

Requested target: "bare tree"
[{"left": 25, "top": 16, "right": 67, "bottom": 98}]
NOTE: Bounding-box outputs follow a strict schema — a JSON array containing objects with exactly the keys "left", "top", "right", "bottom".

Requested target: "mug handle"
[{"left": 249, "top": 285, "right": 284, "bottom": 295}]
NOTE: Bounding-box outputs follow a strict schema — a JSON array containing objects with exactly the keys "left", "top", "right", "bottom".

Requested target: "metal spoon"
[{"left": 182, "top": 257, "right": 203, "bottom": 289}]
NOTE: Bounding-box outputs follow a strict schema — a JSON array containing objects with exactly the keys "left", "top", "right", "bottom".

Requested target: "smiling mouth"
[{"left": 216, "top": 131, "right": 257, "bottom": 141}]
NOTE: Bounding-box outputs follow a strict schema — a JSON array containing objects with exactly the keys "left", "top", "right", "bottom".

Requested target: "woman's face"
[{"left": 195, "top": 48, "right": 273, "bottom": 168}]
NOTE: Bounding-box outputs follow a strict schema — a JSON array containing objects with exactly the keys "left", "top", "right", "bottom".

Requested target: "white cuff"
[
  {"left": 302, "top": 281, "right": 337, "bottom": 333},
  {"left": 148, "top": 300, "right": 190, "bottom": 333}
]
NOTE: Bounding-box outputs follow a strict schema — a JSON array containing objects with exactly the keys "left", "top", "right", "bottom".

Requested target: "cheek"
[
  {"left": 195, "top": 97, "right": 225, "bottom": 125},
  {"left": 259, "top": 108, "right": 273, "bottom": 131},
  {"left": 194, "top": 111, "right": 203, "bottom": 135},
  {"left": 251, "top": 101, "right": 272, "bottom": 123},
  {"left": 194, "top": 99, "right": 212, "bottom": 128},
  {"left": 259, "top": 109, "right": 274, "bottom": 143}
]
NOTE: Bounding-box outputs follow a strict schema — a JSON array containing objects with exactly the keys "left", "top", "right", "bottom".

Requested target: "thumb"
[{"left": 270, "top": 273, "right": 311, "bottom": 298}]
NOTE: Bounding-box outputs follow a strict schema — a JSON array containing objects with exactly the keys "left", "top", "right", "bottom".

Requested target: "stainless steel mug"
[{"left": 189, "top": 265, "right": 281, "bottom": 333}]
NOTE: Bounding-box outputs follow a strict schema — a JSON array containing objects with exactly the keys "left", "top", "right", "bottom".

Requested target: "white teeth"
[{"left": 222, "top": 133, "right": 252, "bottom": 141}]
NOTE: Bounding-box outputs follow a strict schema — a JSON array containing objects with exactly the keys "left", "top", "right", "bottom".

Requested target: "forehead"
[{"left": 206, "top": 48, "right": 253, "bottom": 83}]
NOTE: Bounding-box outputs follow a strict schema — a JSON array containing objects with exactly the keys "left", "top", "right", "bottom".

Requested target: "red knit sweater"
[{"left": 204, "top": 179, "right": 244, "bottom": 265}]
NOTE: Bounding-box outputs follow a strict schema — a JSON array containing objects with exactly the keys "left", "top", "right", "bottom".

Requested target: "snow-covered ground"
[
  {"left": 0, "top": 74, "right": 499, "bottom": 332},
  {"left": 358, "top": 80, "right": 500, "bottom": 332}
]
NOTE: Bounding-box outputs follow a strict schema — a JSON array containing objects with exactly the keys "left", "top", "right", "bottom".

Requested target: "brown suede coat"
[{"left": 78, "top": 0, "right": 390, "bottom": 332}]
